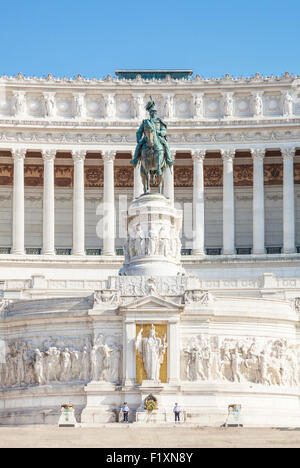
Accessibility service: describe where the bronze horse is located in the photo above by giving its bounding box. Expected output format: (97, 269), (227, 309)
(140, 119), (166, 194)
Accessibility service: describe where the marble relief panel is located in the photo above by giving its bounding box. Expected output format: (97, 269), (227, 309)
(85, 95), (104, 119)
(116, 95), (133, 120)
(204, 95), (222, 119)
(0, 93), (14, 117)
(263, 94), (282, 117)
(234, 94), (252, 118)
(55, 96), (74, 119)
(26, 94), (44, 118)
(174, 95), (192, 119)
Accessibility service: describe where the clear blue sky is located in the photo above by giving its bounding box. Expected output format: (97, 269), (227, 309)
(0, 0), (299, 78)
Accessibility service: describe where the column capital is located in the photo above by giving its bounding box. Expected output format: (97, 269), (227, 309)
(282, 147), (296, 160)
(191, 149), (206, 161)
(42, 149), (56, 162)
(11, 148), (26, 161)
(251, 148), (265, 160)
(72, 150), (86, 163)
(102, 150), (115, 163)
(221, 149), (235, 162)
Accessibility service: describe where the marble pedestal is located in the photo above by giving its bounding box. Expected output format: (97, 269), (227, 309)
(81, 381), (118, 425)
(120, 193), (184, 276)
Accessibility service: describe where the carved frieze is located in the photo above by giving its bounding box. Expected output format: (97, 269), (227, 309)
(114, 166), (133, 187)
(234, 165), (253, 186)
(182, 335), (299, 387)
(0, 162), (296, 187)
(0, 164), (13, 185)
(85, 167), (103, 187)
(24, 165), (43, 186)
(205, 166), (223, 187)
(0, 336), (122, 388)
(54, 166), (73, 187)
(174, 166), (193, 187)
(264, 164), (283, 185)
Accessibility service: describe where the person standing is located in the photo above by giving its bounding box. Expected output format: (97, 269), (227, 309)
(173, 402), (181, 423)
(121, 402), (130, 423)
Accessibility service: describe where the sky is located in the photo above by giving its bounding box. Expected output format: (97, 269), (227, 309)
(0, 0), (299, 79)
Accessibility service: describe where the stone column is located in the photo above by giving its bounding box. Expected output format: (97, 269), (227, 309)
(222, 149), (235, 255)
(192, 149), (205, 255)
(102, 150), (115, 255)
(163, 150), (175, 205)
(42, 149), (56, 255)
(283, 147), (296, 253)
(167, 321), (180, 384)
(122, 320), (136, 386)
(12, 148), (26, 255)
(252, 148), (265, 254)
(72, 150), (86, 256)
(133, 149), (143, 199)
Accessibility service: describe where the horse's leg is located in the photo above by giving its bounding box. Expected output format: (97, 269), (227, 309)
(140, 165), (146, 194)
(158, 175), (163, 194)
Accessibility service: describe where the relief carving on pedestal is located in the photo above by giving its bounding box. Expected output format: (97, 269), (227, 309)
(0, 336), (122, 388)
(113, 275), (187, 297)
(182, 335), (299, 387)
(184, 289), (214, 306)
(124, 222), (181, 263)
(93, 290), (120, 308)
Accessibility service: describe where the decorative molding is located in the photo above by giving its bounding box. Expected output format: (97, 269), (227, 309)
(191, 150), (206, 162)
(251, 148), (265, 160)
(0, 71), (297, 85)
(11, 148), (26, 161)
(42, 149), (56, 162)
(72, 150), (86, 163)
(0, 129), (298, 147)
(221, 149), (235, 162)
(102, 150), (115, 163)
(282, 147), (296, 159)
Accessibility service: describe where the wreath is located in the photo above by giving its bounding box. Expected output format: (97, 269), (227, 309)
(144, 395), (158, 412)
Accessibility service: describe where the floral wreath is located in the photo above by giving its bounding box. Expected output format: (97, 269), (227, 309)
(144, 394), (158, 412)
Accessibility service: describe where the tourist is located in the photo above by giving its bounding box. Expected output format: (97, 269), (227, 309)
(121, 402), (130, 423)
(173, 402), (181, 423)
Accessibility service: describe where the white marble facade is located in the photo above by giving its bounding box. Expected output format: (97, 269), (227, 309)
(0, 71), (300, 426)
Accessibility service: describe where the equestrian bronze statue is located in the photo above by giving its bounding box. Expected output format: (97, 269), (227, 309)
(130, 97), (174, 194)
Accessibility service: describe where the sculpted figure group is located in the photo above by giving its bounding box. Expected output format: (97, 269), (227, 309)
(0, 338), (121, 388)
(124, 224), (181, 263)
(183, 335), (299, 387)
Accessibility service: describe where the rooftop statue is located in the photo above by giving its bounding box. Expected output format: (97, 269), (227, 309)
(130, 96), (174, 194)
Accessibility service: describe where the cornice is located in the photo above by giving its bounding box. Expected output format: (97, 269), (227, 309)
(0, 127), (299, 149)
(0, 117), (299, 130)
(0, 72), (298, 88)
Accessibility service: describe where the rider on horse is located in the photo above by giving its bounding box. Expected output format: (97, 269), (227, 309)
(130, 96), (174, 175)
